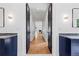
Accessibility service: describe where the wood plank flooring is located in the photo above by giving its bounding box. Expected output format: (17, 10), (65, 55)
(28, 32), (50, 54)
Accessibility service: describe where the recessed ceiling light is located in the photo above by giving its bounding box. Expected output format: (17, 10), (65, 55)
(36, 8), (40, 10)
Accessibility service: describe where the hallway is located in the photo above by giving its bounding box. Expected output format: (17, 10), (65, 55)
(28, 32), (50, 54)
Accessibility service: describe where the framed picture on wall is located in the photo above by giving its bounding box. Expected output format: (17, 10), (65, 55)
(0, 7), (4, 27)
(72, 8), (79, 28)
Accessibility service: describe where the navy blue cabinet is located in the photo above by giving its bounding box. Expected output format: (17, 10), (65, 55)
(71, 39), (79, 56)
(0, 36), (17, 56)
(59, 34), (79, 56)
(59, 36), (71, 56)
(0, 39), (5, 56)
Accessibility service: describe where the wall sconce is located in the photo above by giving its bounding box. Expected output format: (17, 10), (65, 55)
(8, 14), (13, 22)
(63, 14), (69, 22)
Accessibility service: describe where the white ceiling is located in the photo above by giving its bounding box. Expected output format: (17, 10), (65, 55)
(28, 3), (49, 21)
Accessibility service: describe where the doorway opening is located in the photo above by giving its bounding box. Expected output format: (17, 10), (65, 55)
(26, 3), (52, 54)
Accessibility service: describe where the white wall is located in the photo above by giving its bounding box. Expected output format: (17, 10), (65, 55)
(42, 11), (48, 41)
(0, 3), (26, 56)
(53, 3), (79, 56)
(30, 14), (35, 41)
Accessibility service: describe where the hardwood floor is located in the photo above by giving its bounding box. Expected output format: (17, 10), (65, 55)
(28, 32), (50, 54)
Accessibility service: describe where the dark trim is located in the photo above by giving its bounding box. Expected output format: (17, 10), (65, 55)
(48, 3), (52, 54)
(26, 3), (30, 54)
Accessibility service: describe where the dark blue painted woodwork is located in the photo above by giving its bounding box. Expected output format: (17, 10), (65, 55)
(59, 36), (71, 56)
(0, 36), (17, 56)
(71, 39), (79, 56)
